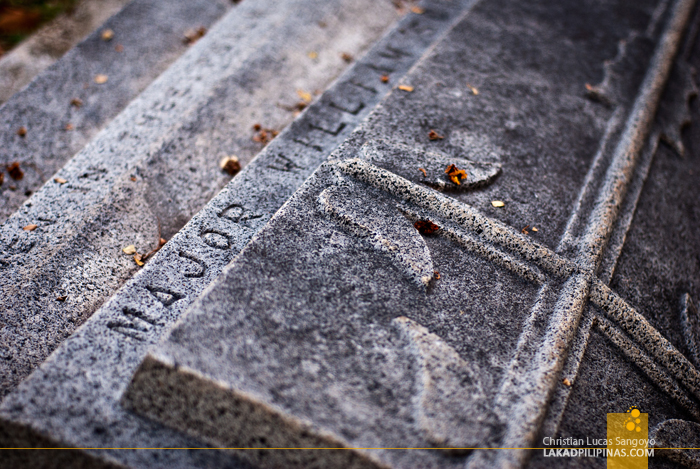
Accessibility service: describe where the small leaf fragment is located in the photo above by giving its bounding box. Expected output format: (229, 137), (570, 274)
(23, 224), (38, 231)
(94, 74), (108, 84)
(491, 200), (505, 208)
(56, 295), (67, 302)
(70, 98), (83, 107)
(467, 83), (479, 95)
(219, 156), (241, 176)
(340, 52), (353, 63)
(428, 129), (444, 140)
(7, 162), (24, 180)
(531, 226), (538, 232)
(398, 84), (414, 92)
(101, 29), (114, 41)
(521, 225), (530, 234)
(410, 6), (425, 14)
(307, 51), (318, 59)
(444, 164), (467, 185)
(418, 167), (427, 177)
(380, 75), (389, 83)
(296, 89), (312, 103)
(184, 27), (206, 44)
(414, 219), (439, 235)
(54, 177), (67, 184)
(122, 245), (136, 255)
(115, 44), (124, 52)
(133, 254), (144, 266)
(16, 126), (27, 137)
(64, 123), (74, 131)
(562, 378), (572, 386)
(433, 270), (440, 280)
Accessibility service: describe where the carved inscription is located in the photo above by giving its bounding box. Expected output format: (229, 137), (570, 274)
(200, 229), (231, 250)
(267, 153), (303, 172)
(107, 306), (161, 341)
(218, 204), (263, 223)
(145, 285), (185, 307)
(178, 251), (206, 278)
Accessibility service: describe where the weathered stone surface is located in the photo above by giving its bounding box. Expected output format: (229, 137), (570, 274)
(0, 0), (400, 398)
(0, 0), (132, 105)
(0, 2), (469, 467)
(123, 0), (700, 467)
(0, 0), (233, 221)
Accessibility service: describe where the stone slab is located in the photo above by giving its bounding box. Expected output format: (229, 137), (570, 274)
(0, 1), (471, 467)
(123, 0), (700, 467)
(0, 0), (233, 221)
(0, 0), (401, 398)
(0, 0), (132, 105)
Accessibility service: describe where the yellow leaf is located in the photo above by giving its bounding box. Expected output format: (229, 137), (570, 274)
(491, 200), (505, 208)
(398, 84), (414, 92)
(122, 245), (136, 255)
(23, 224), (38, 231)
(307, 51), (318, 59)
(54, 177), (67, 184)
(296, 89), (312, 103)
(101, 29), (114, 41)
(94, 74), (108, 84)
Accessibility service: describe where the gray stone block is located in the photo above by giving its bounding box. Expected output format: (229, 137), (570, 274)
(0, 0), (233, 221)
(0, 0), (401, 398)
(122, 0), (700, 467)
(0, 1), (470, 467)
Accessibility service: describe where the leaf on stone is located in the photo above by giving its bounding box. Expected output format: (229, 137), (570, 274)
(491, 200), (505, 207)
(341, 52), (353, 63)
(70, 98), (83, 107)
(410, 6), (424, 14)
(54, 177), (67, 184)
(16, 126), (27, 137)
(23, 224), (37, 231)
(64, 123), (74, 131)
(56, 295), (67, 302)
(361, 140), (501, 192)
(133, 254), (144, 266)
(122, 245), (136, 255)
(380, 75), (389, 83)
(7, 162), (23, 180)
(94, 74), (108, 84)
(219, 156), (240, 176)
(101, 29), (114, 41)
(444, 163), (467, 185)
(296, 89), (312, 103)
(414, 219), (439, 235)
(398, 84), (414, 92)
(428, 130), (444, 141)
(307, 51), (318, 59)
(467, 83), (478, 95)
(184, 27), (206, 44)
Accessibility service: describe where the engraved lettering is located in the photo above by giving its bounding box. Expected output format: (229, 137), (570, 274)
(218, 204), (263, 223)
(178, 251), (206, 278)
(106, 306), (161, 340)
(376, 45), (410, 60)
(292, 137), (323, 152)
(145, 285), (185, 307)
(200, 229), (231, 250)
(350, 80), (378, 94)
(328, 100), (365, 115)
(267, 153), (303, 172)
(309, 122), (346, 136)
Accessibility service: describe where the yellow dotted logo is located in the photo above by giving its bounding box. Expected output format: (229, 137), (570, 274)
(624, 406), (642, 432)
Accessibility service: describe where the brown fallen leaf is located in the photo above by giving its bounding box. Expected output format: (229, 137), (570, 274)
(94, 74), (108, 84)
(23, 224), (37, 231)
(466, 83), (479, 95)
(101, 29), (114, 41)
(252, 123), (262, 131)
(414, 219), (439, 235)
(521, 225), (530, 235)
(64, 123), (74, 131)
(252, 127), (279, 145)
(444, 164), (467, 185)
(70, 98), (83, 107)
(307, 51), (318, 59)
(115, 44), (124, 52)
(433, 270), (440, 280)
(54, 177), (67, 184)
(563, 378), (572, 386)
(219, 156), (241, 176)
(410, 6), (425, 14)
(133, 254), (144, 267)
(0, 172), (3, 186)
(16, 126), (27, 137)
(130, 176), (137, 182)
(531, 226), (539, 232)
(341, 52), (353, 63)
(380, 75), (389, 83)
(428, 129), (444, 140)
(56, 295), (67, 302)
(418, 167), (427, 177)
(398, 84), (414, 92)
(184, 26), (206, 44)
(491, 200), (505, 208)
(7, 162), (23, 180)
(122, 245), (136, 255)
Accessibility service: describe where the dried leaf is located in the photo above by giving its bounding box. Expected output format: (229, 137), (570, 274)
(0, 173), (3, 186)
(133, 254), (144, 267)
(521, 225), (530, 234)
(418, 167), (427, 177)
(64, 123), (74, 131)
(184, 26), (206, 44)
(56, 295), (67, 302)
(7, 162), (23, 180)
(563, 378), (572, 386)
(414, 219), (439, 235)
(433, 270), (440, 280)
(428, 129), (444, 140)
(130, 176), (137, 182)
(122, 245), (136, 255)
(307, 51), (318, 59)
(410, 6), (425, 14)
(444, 164), (467, 185)
(380, 75), (390, 83)
(101, 29), (114, 41)
(70, 98), (83, 107)
(54, 177), (67, 184)
(219, 156), (241, 176)
(296, 89), (312, 103)
(94, 74), (108, 84)
(491, 200), (505, 208)
(16, 126), (27, 137)
(398, 84), (414, 92)
(467, 83), (479, 95)
(341, 52), (353, 63)
(531, 226), (538, 232)
(23, 224), (37, 231)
